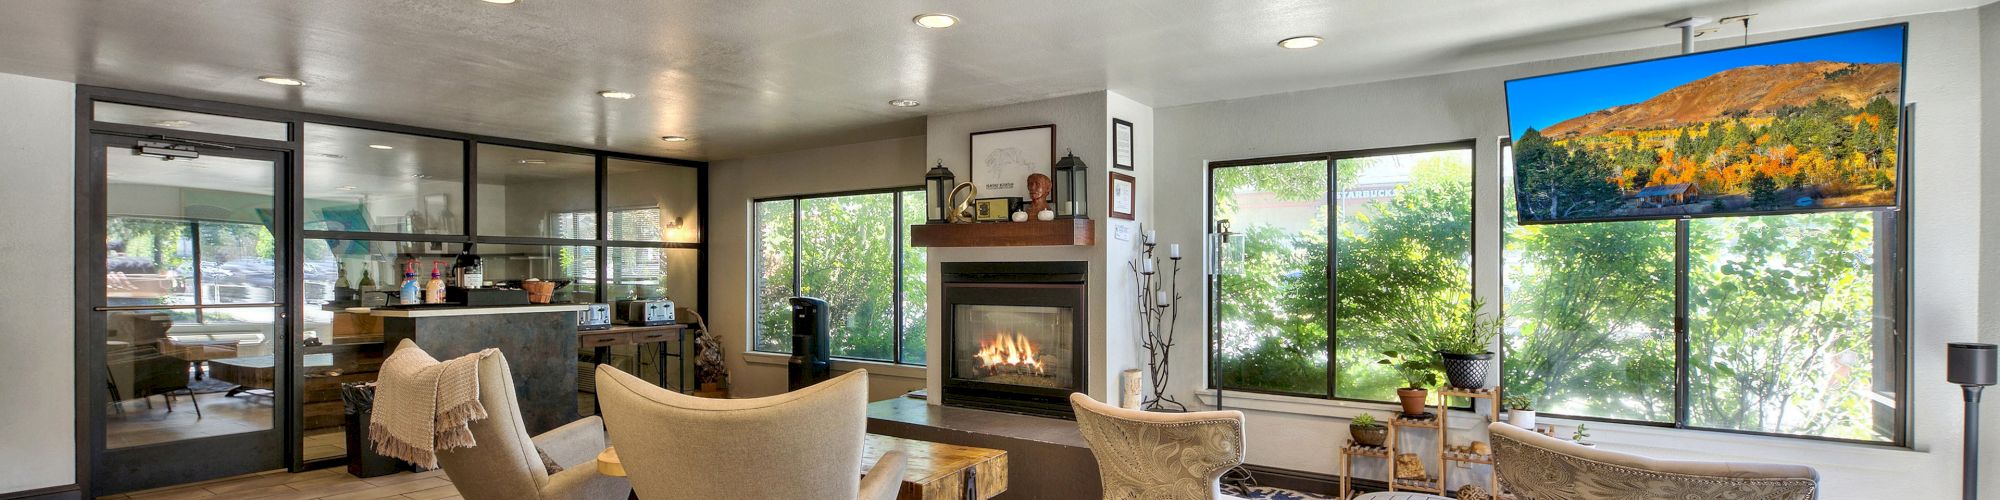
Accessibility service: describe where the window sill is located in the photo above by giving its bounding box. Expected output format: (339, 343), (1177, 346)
(742, 351), (930, 380)
(1198, 389), (1924, 467)
(1195, 390), (1482, 431)
(1524, 414), (1922, 464)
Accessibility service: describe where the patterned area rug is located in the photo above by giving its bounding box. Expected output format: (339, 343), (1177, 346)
(1221, 483), (1339, 500)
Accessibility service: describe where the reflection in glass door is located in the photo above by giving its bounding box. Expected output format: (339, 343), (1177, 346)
(91, 133), (288, 494)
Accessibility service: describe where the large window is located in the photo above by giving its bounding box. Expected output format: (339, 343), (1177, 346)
(752, 189), (928, 365)
(1210, 143), (1474, 401)
(1501, 144), (1903, 443)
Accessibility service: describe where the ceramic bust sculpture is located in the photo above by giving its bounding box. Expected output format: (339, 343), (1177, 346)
(1025, 173), (1052, 214)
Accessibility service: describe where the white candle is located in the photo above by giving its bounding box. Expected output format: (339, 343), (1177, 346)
(1156, 291), (1171, 307)
(1142, 259), (1154, 274)
(1169, 244), (1181, 259)
(1144, 230), (1157, 244)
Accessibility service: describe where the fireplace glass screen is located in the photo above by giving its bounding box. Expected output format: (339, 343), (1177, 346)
(951, 304), (1077, 390)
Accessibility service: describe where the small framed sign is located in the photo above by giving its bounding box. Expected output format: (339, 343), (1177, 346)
(1112, 118), (1135, 170)
(1109, 172), (1136, 220)
(972, 197), (1022, 222)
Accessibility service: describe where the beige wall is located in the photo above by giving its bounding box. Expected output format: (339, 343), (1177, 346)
(1981, 2), (1999, 495)
(1155, 10), (1989, 497)
(706, 135), (930, 400)
(918, 91), (1156, 405)
(0, 72), (76, 493)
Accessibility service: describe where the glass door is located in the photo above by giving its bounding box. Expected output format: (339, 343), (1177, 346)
(88, 133), (290, 494)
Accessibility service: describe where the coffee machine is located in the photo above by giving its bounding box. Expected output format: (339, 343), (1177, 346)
(787, 297), (831, 390)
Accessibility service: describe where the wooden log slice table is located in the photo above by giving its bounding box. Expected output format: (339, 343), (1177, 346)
(597, 433), (1008, 499)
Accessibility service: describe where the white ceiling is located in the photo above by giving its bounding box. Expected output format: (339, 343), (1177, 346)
(0, 0), (1984, 161)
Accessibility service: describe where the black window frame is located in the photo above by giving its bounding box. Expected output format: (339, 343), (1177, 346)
(74, 84), (709, 488)
(750, 186), (928, 366)
(1205, 139), (1480, 405)
(1496, 138), (1911, 447)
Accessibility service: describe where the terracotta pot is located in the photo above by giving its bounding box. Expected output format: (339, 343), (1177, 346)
(1350, 424), (1388, 447)
(1395, 387), (1429, 416)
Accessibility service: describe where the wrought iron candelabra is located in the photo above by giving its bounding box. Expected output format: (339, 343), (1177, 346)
(1130, 231), (1186, 412)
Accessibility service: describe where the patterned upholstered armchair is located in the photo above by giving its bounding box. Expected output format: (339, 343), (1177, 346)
(1488, 422), (1819, 499)
(1070, 393), (1247, 500)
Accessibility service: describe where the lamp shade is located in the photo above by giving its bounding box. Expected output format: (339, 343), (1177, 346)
(1949, 343), (1997, 386)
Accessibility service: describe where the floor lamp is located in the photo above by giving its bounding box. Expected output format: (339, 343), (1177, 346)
(1948, 343), (1996, 500)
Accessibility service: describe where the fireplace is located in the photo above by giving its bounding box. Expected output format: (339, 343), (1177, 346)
(941, 261), (1088, 418)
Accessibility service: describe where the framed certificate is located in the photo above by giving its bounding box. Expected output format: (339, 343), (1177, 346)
(1109, 171), (1136, 220)
(1112, 118), (1134, 170)
(969, 124), (1054, 199)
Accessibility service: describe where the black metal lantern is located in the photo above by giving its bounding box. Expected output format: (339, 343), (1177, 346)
(1053, 149), (1088, 218)
(923, 159), (955, 224)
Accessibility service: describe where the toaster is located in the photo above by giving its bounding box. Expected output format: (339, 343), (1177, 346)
(578, 303), (613, 331)
(616, 299), (676, 326)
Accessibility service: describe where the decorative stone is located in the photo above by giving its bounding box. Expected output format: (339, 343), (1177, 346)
(1455, 484), (1490, 500)
(1394, 453), (1427, 480)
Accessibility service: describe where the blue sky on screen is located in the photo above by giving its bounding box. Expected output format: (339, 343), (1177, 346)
(1506, 25), (1904, 138)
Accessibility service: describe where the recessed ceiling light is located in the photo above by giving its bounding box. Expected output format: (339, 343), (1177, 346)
(480, 0), (518, 4)
(518, 159), (548, 164)
(337, 185), (359, 191)
(660, 136), (689, 142)
(257, 75), (306, 86)
(913, 13), (958, 29)
(1277, 36), (1323, 49)
(412, 174), (435, 179)
(888, 99), (921, 108)
(152, 119), (196, 128)
(367, 144), (395, 150)
(598, 90), (636, 100)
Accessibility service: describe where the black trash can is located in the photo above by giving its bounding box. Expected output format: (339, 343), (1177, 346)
(342, 382), (413, 478)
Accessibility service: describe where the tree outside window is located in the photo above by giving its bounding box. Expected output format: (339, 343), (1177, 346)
(1210, 145), (1474, 403)
(752, 189), (928, 365)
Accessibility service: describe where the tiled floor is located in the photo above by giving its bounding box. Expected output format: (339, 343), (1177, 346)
(99, 468), (457, 500)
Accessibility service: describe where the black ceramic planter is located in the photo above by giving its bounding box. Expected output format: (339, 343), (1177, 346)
(1441, 351), (1494, 389)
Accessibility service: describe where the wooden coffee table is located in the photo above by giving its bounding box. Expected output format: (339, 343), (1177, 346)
(598, 433), (1007, 499)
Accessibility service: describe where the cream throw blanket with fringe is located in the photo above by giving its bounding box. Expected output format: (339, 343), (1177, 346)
(372, 339), (496, 469)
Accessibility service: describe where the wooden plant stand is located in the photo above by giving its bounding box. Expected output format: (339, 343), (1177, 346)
(1338, 386), (1508, 499)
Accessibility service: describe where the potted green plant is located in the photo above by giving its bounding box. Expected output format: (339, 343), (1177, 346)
(1416, 297), (1505, 390)
(1571, 423), (1595, 448)
(1386, 294), (1505, 390)
(1349, 413), (1387, 448)
(1378, 350), (1439, 417)
(1504, 395), (1537, 429)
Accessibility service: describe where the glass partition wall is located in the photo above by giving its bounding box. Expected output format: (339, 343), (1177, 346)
(80, 87), (705, 493)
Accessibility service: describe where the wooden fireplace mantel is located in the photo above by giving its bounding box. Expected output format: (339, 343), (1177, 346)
(910, 219), (1094, 248)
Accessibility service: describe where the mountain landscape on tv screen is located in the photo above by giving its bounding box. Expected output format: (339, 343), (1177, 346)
(1513, 60), (1901, 222)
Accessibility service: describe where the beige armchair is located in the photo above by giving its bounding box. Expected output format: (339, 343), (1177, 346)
(1489, 422), (1819, 499)
(595, 366), (907, 500)
(1069, 393), (1247, 500)
(433, 352), (631, 500)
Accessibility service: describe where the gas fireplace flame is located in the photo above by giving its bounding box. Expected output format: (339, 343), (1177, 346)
(975, 331), (1044, 375)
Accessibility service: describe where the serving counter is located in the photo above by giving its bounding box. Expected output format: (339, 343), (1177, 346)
(380, 304), (588, 434)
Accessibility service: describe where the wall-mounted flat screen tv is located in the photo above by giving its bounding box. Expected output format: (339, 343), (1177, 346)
(1506, 24), (1906, 224)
